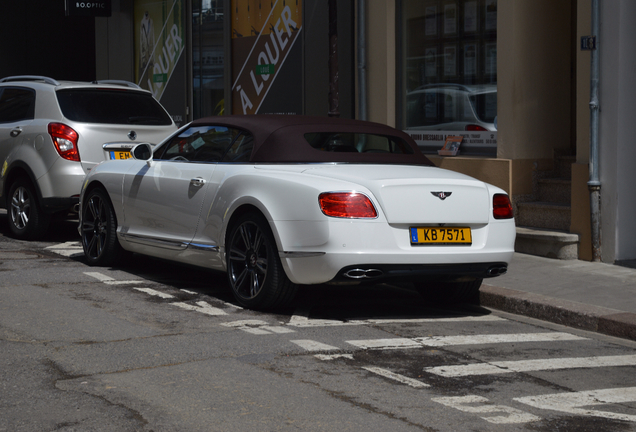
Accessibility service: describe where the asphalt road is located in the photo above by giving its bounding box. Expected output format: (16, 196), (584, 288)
(2, 214), (636, 432)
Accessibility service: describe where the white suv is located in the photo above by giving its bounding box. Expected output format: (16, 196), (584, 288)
(0, 76), (178, 239)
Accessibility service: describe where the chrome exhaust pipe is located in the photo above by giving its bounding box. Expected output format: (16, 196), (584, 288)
(73, 204), (80, 213)
(487, 266), (508, 276)
(343, 268), (384, 279)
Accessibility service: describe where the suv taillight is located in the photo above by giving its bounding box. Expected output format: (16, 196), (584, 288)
(319, 192), (378, 218)
(493, 194), (514, 219)
(48, 123), (80, 162)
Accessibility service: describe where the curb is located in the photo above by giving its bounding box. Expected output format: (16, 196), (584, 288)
(480, 284), (636, 342)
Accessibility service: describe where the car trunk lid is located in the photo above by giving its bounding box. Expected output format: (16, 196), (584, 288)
(302, 164), (491, 224)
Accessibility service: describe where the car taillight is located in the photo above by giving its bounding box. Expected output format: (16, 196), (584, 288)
(493, 193), (514, 219)
(319, 192), (377, 218)
(465, 124), (488, 131)
(48, 123), (80, 162)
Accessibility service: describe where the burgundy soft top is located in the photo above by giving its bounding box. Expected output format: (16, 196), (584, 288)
(190, 114), (433, 166)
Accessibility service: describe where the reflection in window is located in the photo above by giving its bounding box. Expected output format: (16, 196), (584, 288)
(305, 133), (414, 154)
(156, 125), (252, 162)
(400, 0), (497, 136)
(193, 0), (225, 119)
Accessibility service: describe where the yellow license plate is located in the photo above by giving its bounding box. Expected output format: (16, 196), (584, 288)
(410, 227), (472, 245)
(110, 150), (131, 160)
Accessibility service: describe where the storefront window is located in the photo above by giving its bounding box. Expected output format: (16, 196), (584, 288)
(399, 0), (497, 156)
(193, 0), (225, 118)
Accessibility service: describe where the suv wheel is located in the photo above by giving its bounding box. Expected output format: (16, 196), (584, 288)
(8, 178), (50, 240)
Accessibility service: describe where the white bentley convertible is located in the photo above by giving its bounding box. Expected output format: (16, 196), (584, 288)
(79, 115), (515, 309)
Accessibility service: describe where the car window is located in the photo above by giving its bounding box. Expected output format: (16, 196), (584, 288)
(0, 87), (35, 123)
(222, 133), (254, 162)
(304, 132), (414, 154)
(56, 89), (173, 125)
(156, 125), (251, 162)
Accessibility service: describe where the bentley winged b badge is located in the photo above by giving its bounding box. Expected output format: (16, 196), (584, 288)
(431, 191), (452, 200)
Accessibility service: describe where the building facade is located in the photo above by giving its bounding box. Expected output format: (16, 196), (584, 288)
(1, 0), (634, 263)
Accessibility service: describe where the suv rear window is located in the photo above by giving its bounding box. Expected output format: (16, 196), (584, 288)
(56, 89), (173, 125)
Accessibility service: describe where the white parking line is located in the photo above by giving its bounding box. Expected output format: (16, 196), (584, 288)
(362, 366), (430, 388)
(134, 288), (175, 299)
(83, 272), (140, 285)
(315, 354), (354, 361)
(425, 354), (636, 377)
(347, 332), (585, 350)
(291, 340), (340, 352)
(515, 387), (636, 422)
(46, 242), (84, 257)
(172, 301), (228, 316)
(432, 395), (541, 424)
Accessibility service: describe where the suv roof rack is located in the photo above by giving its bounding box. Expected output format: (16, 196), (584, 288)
(91, 80), (142, 89)
(0, 75), (60, 85)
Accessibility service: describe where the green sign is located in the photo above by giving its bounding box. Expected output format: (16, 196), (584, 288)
(255, 64), (275, 75)
(153, 73), (168, 83)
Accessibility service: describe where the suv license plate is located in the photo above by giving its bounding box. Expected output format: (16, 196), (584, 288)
(110, 150), (131, 160)
(410, 227), (472, 245)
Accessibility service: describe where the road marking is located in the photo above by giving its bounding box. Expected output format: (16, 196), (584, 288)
(172, 301), (228, 316)
(291, 340), (339, 352)
(288, 313), (505, 328)
(45, 241), (84, 257)
(221, 320), (296, 335)
(83, 272), (140, 285)
(180, 289), (198, 295)
(315, 354), (354, 361)
(514, 387), (636, 422)
(432, 395), (541, 424)
(134, 288), (175, 299)
(425, 354), (636, 377)
(347, 332), (585, 350)
(362, 366), (430, 388)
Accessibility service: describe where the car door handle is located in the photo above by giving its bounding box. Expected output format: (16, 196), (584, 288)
(190, 178), (206, 187)
(10, 127), (22, 137)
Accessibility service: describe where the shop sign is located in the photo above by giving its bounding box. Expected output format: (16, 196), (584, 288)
(134, 0), (185, 102)
(231, 0), (303, 115)
(65, 0), (112, 17)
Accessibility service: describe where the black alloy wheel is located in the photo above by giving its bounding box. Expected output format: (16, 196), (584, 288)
(8, 177), (50, 240)
(226, 212), (297, 309)
(81, 188), (122, 266)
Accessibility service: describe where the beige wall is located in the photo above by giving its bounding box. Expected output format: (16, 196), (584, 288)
(497, 0), (573, 161)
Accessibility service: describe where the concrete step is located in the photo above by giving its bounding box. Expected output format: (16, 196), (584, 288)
(515, 226), (579, 260)
(538, 177), (571, 204)
(516, 201), (571, 231)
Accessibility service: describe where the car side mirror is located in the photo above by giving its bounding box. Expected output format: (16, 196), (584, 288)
(131, 143), (153, 166)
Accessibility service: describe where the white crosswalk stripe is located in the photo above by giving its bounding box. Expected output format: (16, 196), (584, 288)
(425, 354), (636, 377)
(291, 340), (340, 352)
(347, 332), (586, 350)
(362, 366), (430, 388)
(515, 387), (636, 422)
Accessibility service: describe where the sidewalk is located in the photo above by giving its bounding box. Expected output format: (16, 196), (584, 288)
(480, 253), (636, 342)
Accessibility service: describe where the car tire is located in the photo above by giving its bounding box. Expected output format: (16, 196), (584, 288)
(8, 177), (50, 240)
(416, 278), (483, 304)
(81, 188), (123, 267)
(226, 212), (297, 310)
